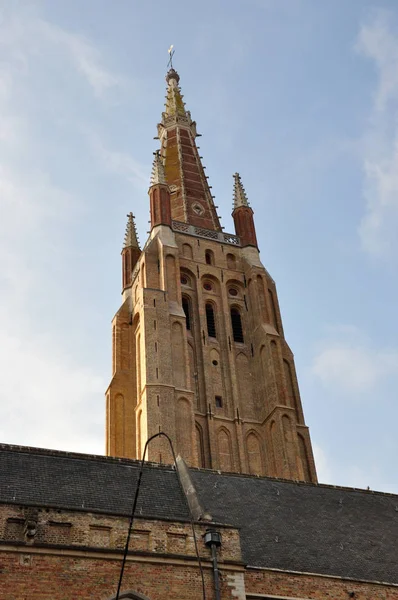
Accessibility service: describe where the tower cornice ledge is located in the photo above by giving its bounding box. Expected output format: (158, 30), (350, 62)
(172, 220), (240, 246)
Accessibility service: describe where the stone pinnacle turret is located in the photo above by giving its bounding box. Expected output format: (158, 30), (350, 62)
(233, 172), (250, 209)
(123, 212), (140, 249)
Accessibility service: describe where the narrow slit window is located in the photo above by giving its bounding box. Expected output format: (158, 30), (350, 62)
(215, 395), (223, 408)
(182, 296), (191, 330)
(206, 303), (216, 338)
(231, 308), (244, 343)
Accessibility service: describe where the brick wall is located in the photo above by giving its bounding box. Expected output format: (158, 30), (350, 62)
(107, 223), (317, 484)
(245, 567), (398, 600)
(0, 503), (243, 600)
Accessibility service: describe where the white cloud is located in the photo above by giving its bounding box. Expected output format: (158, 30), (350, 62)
(312, 443), (334, 484)
(312, 441), (398, 494)
(312, 325), (398, 393)
(356, 12), (398, 111)
(0, 327), (105, 454)
(35, 18), (121, 98)
(87, 131), (149, 188)
(356, 11), (398, 258)
(0, 6), (121, 453)
(0, 8), (121, 98)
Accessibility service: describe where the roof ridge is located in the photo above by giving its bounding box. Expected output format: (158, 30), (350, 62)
(0, 443), (176, 471)
(1, 443), (397, 499)
(188, 464), (398, 498)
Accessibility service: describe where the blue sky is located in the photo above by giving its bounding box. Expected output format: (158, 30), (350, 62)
(0, 0), (397, 493)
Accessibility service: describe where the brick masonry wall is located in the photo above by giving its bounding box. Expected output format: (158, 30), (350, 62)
(0, 551), (219, 600)
(0, 503), (243, 600)
(107, 223), (317, 483)
(245, 567), (398, 600)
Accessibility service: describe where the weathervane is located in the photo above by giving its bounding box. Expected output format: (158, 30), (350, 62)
(167, 44), (175, 69)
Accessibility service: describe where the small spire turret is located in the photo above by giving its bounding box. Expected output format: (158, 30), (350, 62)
(122, 213), (141, 290)
(150, 151), (166, 186)
(233, 172), (250, 209)
(232, 172), (258, 249)
(149, 152), (172, 230)
(123, 212), (140, 249)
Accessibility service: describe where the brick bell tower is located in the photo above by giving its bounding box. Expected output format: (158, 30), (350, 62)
(105, 67), (317, 482)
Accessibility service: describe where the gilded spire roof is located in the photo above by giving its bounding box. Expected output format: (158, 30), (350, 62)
(150, 151), (166, 186)
(123, 212), (140, 249)
(233, 173), (250, 209)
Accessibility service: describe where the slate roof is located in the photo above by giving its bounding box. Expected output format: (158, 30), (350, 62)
(0, 445), (189, 521)
(190, 469), (398, 584)
(1, 443), (397, 585)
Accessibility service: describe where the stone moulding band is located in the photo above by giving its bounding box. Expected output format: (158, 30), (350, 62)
(172, 220), (240, 246)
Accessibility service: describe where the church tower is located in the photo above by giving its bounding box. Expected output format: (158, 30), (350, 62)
(105, 67), (317, 482)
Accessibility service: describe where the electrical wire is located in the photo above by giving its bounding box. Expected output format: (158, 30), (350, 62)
(115, 432), (207, 600)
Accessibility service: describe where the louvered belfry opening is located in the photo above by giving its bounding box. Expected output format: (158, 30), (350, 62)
(182, 296), (191, 330)
(231, 308), (244, 343)
(206, 303), (216, 338)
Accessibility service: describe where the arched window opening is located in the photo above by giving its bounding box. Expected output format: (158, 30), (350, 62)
(298, 434), (311, 481)
(231, 308), (244, 343)
(182, 243), (193, 259)
(112, 325), (116, 375)
(205, 250), (214, 265)
(182, 296), (191, 331)
(268, 288), (279, 332)
(206, 303), (216, 338)
(226, 253), (236, 270)
(108, 591), (151, 600)
(195, 423), (205, 468)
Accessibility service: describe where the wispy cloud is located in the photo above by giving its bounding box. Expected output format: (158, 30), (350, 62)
(0, 5), (124, 453)
(356, 11), (398, 258)
(313, 439), (398, 494)
(312, 325), (398, 394)
(0, 8), (122, 98)
(0, 326), (105, 453)
(35, 19), (121, 98)
(87, 131), (149, 188)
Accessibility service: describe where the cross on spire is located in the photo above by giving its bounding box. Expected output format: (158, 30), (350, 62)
(167, 44), (175, 69)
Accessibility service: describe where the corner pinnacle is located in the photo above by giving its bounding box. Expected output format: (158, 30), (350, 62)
(150, 151), (166, 187)
(123, 212), (140, 249)
(233, 172), (250, 210)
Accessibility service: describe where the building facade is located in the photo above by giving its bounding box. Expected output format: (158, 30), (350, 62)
(106, 68), (317, 482)
(1, 444), (397, 600)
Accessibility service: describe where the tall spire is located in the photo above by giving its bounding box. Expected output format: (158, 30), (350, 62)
(156, 68), (222, 231)
(150, 151), (166, 186)
(233, 173), (250, 209)
(123, 212), (140, 249)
